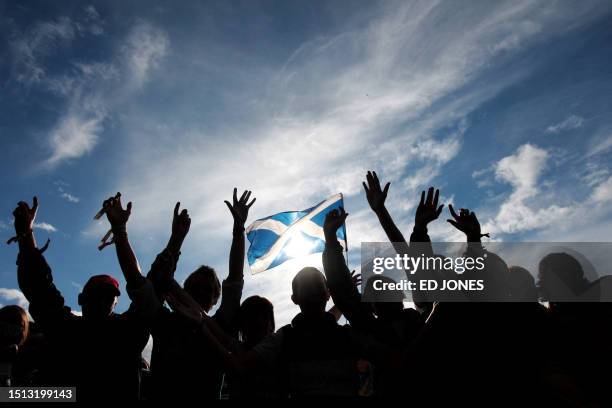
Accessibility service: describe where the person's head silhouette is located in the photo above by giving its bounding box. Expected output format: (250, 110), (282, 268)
(538, 253), (589, 301)
(0, 305), (29, 354)
(238, 295), (275, 348)
(77, 274), (120, 319)
(184, 266), (221, 312)
(508, 266), (538, 302)
(291, 267), (330, 315)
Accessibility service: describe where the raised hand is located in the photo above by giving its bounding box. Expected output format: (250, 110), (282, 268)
(363, 171), (390, 213)
(324, 207), (348, 241)
(447, 205), (487, 241)
(172, 202), (191, 240)
(414, 187), (443, 229)
(103, 193), (132, 227)
(13, 197), (38, 235)
(224, 188), (256, 227)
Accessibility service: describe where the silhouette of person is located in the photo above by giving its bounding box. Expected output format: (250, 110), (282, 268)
(0, 305), (29, 386)
(12, 196), (160, 401)
(146, 189), (254, 400)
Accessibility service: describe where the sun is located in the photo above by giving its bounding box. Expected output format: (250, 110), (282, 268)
(282, 232), (318, 259)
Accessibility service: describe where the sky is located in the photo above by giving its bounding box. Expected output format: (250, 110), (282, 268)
(1, 0), (612, 335)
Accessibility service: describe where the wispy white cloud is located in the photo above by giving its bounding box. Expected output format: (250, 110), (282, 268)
(10, 16), (75, 85)
(55, 181), (80, 203)
(9, 6), (106, 87)
(75, 5), (105, 36)
(12, 1), (611, 325)
(26, 17), (169, 167)
(61, 192), (80, 203)
(47, 112), (104, 165)
(98, 1), (611, 325)
(33, 222), (57, 232)
(546, 114), (584, 133)
(121, 22), (169, 88)
(591, 176), (612, 203)
(586, 129), (612, 157)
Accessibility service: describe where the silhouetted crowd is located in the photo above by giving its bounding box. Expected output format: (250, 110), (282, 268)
(1, 171), (611, 405)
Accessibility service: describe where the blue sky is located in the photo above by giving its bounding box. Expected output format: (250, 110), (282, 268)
(1, 0), (612, 329)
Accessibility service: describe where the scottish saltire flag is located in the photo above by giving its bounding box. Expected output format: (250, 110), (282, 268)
(246, 194), (347, 274)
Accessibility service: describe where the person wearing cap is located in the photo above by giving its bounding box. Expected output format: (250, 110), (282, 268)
(12, 195), (164, 401)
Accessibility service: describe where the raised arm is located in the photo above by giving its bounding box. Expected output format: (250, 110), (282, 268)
(12, 197), (38, 252)
(214, 189), (255, 333)
(363, 171), (407, 244)
(224, 188), (255, 282)
(327, 270), (361, 322)
(323, 208), (376, 330)
(147, 202), (191, 298)
(102, 193), (142, 288)
(12, 198), (69, 326)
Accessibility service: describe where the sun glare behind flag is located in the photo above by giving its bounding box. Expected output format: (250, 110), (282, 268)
(245, 194), (347, 274)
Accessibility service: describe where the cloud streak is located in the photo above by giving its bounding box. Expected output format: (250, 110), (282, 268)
(546, 114), (584, 133)
(34, 222), (57, 232)
(0, 288), (29, 309)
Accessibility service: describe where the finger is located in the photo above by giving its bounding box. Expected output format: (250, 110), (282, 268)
(362, 182), (370, 195)
(233, 188), (238, 204)
(382, 182), (390, 198)
(32, 196), (39, 214)
(340, 207), (349, 220)
(126, 202), (132, 215)
(426, 187), (434, 206)
(243, 191), (252, 204)
(447, 219), (460, 229)
(174, 202), (180, 218)
(240, 189), (248, 202)
(372, 171), (381, 190)
(366, 171), (374, 189)
(247, 197), (256, 208)
(116, 194), (123, 209)
(448, 204), (459, 220)
(433, 189), (440, 209)
(436, 205), (444, 217)
(469, 211), (478, 223)
(419, 191), (425, 206)
(224, 200), (235, 216)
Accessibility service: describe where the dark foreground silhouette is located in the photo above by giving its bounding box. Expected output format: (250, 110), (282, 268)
(2, 172), (611, 405)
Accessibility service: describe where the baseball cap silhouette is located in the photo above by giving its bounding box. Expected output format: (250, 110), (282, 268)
(83, 274), (121, 297)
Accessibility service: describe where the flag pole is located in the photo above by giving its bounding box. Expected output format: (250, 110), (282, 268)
(341, 193), (349, 267)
